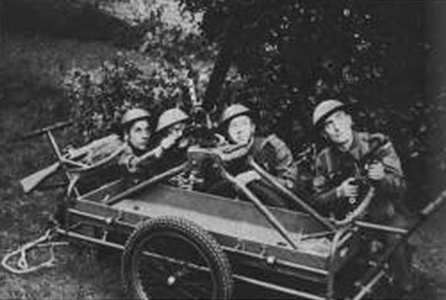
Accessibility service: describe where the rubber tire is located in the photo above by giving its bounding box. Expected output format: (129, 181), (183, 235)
(122, 216), (234, 300)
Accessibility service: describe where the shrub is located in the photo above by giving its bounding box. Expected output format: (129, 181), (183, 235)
(64, 54), (193, 142)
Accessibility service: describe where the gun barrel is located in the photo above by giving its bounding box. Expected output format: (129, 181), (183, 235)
(20, 120), (74, 141)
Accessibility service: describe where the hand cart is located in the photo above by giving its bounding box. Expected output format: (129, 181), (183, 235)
(7, 122), (446, 300)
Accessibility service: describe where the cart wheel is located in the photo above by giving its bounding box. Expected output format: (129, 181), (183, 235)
(122, 216), (233, 300)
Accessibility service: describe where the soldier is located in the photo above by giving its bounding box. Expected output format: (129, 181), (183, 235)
(118, 108), (184, 179)
(210, 104), (297, 208)
(153, 107), (190, 169)
(311, 99), (413, 295)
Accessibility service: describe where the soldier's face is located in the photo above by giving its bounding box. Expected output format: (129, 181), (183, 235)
(127, 120), (151, 151)
(168, 122), (186, 140)
(323, 111), (353, 146)
(228, 115), (255, 144)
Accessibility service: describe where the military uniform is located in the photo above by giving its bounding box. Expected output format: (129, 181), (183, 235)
(211, 134), (298, 208)
(118, 137), (189, 183)
(313, 131), (406, 219)
(118, 144), (157, 180)
(313, 130), (413, 293)
(250, 134), (297, 190)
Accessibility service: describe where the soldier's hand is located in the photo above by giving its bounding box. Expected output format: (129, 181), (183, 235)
(366, 162), (385, 181)
(336, 177), (358, 198)
(160, 133), (178, 150)
(235, 170), (261, 186)
(153, 146), (163, 158)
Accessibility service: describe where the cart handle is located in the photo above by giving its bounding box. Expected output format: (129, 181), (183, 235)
(249, 159), (336, 231)
(355, 188), (446, 291)
(20, 120), (74, 141)
(67, 145), (126, 173)
(104, 162), (188, 205)
(421, 188), (446, 218)
(220, 167), (298, 250)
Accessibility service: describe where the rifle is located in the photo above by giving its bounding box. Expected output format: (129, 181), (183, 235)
(20, 152), (88, 194)
(328, 137), (391, 187)
(20, 162), (61, 194)
(328, 136), (393, 221)
(19, 120), (75, 194)
(353, 137), (392, 185)
(20, 134), (123, 194)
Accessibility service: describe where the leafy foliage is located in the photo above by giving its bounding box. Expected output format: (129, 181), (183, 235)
(179, 0), (446, 203)
(64, 54), (193, 142)
(110, 1), (214, 64)
(63, 1), (218, 143)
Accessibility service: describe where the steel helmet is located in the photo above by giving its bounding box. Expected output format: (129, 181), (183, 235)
(155, 108), (189, 133)
(312, 99), (350, 128)
(220, 104), (251, 125)
(121, 108), (151, 128)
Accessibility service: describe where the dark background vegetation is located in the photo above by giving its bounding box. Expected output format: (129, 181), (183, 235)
(1, 0), (445, 299)
(179, 0), (446, 209)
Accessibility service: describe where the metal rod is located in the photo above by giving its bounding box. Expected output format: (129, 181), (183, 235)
(67, 208), (117, 224)
(232, 274), (326, 300)
(46, 130), (80, 198)
(357, 188), (446, 288)
(421, 188), (446, 217)
(46, 130), (64, 160)
(55, 228), (124, 250)
(326, 228), (346, 300)
(222, 246), (329, 277)
(104, 162), (188, 205)
(249, 159), (335, 231)
(355, 220), (408, 235)
(301, 231), (335, 241)
(20, 120), (74, 140)
(351, 270), (386, 300)
(78, 179), (123, 200)
(221, 169), (298, 250)
(337, 231), (353, 249)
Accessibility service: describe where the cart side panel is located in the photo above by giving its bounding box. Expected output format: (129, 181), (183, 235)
(67, 199), (331, 275)
(110, 184), (327, 234)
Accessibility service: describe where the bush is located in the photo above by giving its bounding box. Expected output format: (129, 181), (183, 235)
(64, 54), (193, 142)
(179, 0), (446, 205)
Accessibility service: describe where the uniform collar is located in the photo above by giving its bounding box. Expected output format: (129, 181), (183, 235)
(128, 143), (146, 157)
(334, 130), (362, 160)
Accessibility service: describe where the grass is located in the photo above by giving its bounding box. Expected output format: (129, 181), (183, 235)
(0, 32), (133, 299)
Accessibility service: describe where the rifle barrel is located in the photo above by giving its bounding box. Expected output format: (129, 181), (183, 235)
(20, 120), (74, 141)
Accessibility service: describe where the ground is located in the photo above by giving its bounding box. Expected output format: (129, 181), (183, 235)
(1, 32), (445, 299)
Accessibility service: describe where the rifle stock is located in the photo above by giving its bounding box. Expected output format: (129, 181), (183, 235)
(20, 162), (61, 194)
(20, 134), (123, 194)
